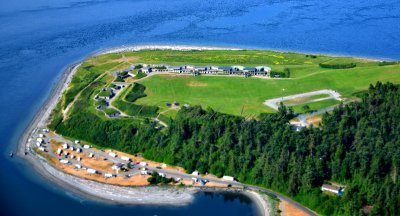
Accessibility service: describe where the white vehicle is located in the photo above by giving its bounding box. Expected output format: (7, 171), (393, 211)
(104, 173), (114, 178)
(87, 168), (97, 174)
(158, 173), (166, 178)
(36, 142), (41, 147)
(192, 177), (198, 182)
(175, 177), (182, 182)
(60, 159), (69, 164)
(75, 140), (80, 144)
(69, 146), (74, 151)
(75, 164), (82, 169)
(76, 148), (82, 153)
(88, 153), (94, 158)
(77, 157), (81, 161)
(36, 138), (44, 143)
(42, 128), (49, 133)
(57, 148), (62, 155)
(121, 156), (131, 161)
(39, 147), (45, 152)
(39, 134), (44, 138)
(108, 152), (117, 158)
(139, 162), (147, 166)
(62, 143), (68, 149)
(83, 145), (90, 149)
(222, 176), (235, 181)
(70, 155), (75, 159)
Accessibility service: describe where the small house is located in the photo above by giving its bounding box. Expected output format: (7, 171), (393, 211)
(321, 184), (345, 196)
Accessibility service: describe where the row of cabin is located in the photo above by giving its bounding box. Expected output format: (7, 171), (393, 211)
(139, 65), (271, 77)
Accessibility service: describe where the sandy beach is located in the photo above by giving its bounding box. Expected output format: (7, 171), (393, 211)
(15, 45), (271, 215)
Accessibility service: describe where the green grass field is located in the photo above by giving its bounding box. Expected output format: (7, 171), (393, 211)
(135, 62), (399, 116)
(290, 99), (340, 114)
(59, 49), (400, 118)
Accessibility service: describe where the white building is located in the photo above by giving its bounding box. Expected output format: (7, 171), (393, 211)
(321, 184), (345, 196)
(222, 176), (234, 181)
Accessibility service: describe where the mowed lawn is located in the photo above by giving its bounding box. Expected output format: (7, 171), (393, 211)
(137, 64), (400, 116)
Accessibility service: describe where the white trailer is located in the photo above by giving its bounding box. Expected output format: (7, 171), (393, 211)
(104, 173), (114, 178)
(83, 145), (90, 149)
(139, 162), (147, 166)
(87, 168), (97, 174)
(60, 159), (69, 164)
(36, 138), (44, 143)
(75, 164), (82, 169)
(76, 148), (82, 153)
(121, 156), (131, 161)
(108, 152), (117, 158)
(222, 176), (234, 181)
(75, 140), (80, 144)
(88, 153), (94, 158)
(57, 148), (62, 155)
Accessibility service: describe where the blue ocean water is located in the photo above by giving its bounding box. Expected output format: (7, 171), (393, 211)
(0, 0), (399, 215)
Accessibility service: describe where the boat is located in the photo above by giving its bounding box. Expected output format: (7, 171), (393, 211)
(9, 152), (14, 158)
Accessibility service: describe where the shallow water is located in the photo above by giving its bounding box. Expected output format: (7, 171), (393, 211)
(0, 0), (399, 215)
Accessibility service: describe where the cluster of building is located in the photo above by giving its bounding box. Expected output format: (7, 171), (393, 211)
(138, 64), (272, 77)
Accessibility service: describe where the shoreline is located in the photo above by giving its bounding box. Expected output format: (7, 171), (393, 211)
(15, 45), (270, 215)
(96, 44), (392, 61)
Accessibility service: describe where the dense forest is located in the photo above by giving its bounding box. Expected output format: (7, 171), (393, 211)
(50, 82), (400, 215)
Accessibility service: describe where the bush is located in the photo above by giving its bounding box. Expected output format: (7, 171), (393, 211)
(125, 84), (147, 102)
(319, 63), (356, 69)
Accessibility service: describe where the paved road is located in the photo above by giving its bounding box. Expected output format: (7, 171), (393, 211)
(30, 130), (317, 216)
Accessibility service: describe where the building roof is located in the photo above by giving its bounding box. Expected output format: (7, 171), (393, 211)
(322, 184), (341, 191)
